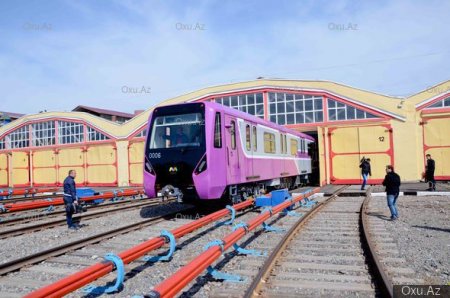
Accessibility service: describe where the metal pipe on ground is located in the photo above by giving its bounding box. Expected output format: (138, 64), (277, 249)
(2, 189), (144, 212)
(149, 187), (320, 298)
(24, 199), (254, 298)
(0, 187), (59, 197)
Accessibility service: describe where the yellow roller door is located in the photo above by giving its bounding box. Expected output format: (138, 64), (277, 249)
(11, 151), (30, 187)
(423, 117), (450, 179)
(58, 147), (85, 185)
(86, 144), (117, 185)
(33, 150), (57, 186)
(0, 153), (8, 187)
(329, 125), (393, 184)
(129, 142), (144, 185)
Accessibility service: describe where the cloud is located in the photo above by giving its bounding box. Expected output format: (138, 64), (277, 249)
(0, 0), (449, 114)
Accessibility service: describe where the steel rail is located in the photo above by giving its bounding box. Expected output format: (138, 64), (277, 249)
(24, 199), (254, 298)
(361, 192), (393, 298)
(148, 187), (321, 298)
(0, 197), (154, 226)
(0, 206), (189, 276)
(243, 186), (348, 298)
(1, 189), (144, 213)
(0, 199), (174, 239)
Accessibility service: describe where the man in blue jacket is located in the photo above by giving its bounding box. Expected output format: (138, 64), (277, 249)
(63, 170), (80, 230)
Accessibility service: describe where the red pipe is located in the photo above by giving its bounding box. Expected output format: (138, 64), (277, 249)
(151, 188), (320, 297)
(3, 189), (144, 212)
(24, 199), (254, 298)
(0, 187), (59, 197)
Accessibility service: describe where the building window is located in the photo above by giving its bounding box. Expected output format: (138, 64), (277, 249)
(269, 92), (324, 125)
(32, 121), (55, 147)
(214, 93), (264, 119)
(135, 129), (147, 138)
(290, 139), (298, 156)
(264, 132), (275, 153)
(6, 125), (29, 149)
(58, 121), (84, 144)
(0, 138), (5, 150)
(427, 96), (450, 109)
(245, 124), (251, 151)
(214, 113), (222, 148)
(252, 126), (257, 151)
(230, 121), (236, 149)
(87, 126), (110, 141)
(328, 98), (378, 121)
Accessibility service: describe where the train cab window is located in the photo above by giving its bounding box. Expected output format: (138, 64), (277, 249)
(245, 124), (251, 151)
(264, 132), (275, 153)
(252, 126), (257, 151)
(214, 112), (222, 148)
(231, 121), (236, 149)
(290, 139), (298, 156)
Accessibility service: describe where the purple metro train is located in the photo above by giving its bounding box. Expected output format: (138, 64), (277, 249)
(143, 102), (314, 203)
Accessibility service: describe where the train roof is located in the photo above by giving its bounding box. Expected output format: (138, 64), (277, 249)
(157, 101), (315, 142)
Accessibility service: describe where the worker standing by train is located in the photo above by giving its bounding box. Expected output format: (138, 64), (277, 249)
(63, 170), (81, 230)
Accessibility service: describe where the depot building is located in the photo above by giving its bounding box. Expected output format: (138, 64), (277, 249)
(0, 79), (449, 188)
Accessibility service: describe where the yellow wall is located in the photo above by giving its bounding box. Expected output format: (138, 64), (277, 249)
(0, 79), (449, 186)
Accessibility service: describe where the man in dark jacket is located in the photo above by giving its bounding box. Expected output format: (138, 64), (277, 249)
(425, 154), (436, 191)
(63, 170), (80, 230)
(382, 165), (401, 220)
(359, 158), (371, 190)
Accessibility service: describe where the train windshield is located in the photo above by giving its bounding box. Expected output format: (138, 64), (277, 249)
(149, 112), (205, 149)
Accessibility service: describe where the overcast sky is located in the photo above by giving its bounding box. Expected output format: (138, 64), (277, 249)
(0, 0), (449, 114)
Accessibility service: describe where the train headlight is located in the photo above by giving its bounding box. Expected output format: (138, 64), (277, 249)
(194, 154), (207, 175)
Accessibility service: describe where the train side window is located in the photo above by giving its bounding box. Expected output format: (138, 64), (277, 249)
(214, 112), (222, 148)
(280, 134), (284, 154)
(291, 139), (298, 156)
(245, 124), (251, 151)
(252, 126), (257, 151)
(264, 132), (275, 153)
(284, 135), (287, 154)
(231, 121), (236, 149)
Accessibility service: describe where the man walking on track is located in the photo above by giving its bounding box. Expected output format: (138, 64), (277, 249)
(425, 154), (436, 191)
(382, 165), (401, 221)
(359, 157), (371, 190)
(63, 170), (81, 230)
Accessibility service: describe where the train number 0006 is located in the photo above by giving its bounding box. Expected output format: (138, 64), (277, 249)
(148, 152), (161, 159)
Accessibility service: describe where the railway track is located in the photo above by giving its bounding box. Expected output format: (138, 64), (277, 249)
(0, 198), (174, 239)
(0, 203), (193, 277)
(243, 188), (391, 298)
(0, 199), (258, 297)
(0, 196), (152, 226)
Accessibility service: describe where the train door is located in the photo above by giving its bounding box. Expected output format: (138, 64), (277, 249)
(225, 115), (239, 182)
(244, 121), (256, 180)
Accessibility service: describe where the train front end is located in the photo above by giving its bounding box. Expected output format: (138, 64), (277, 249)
(143, 103), (207, 202)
